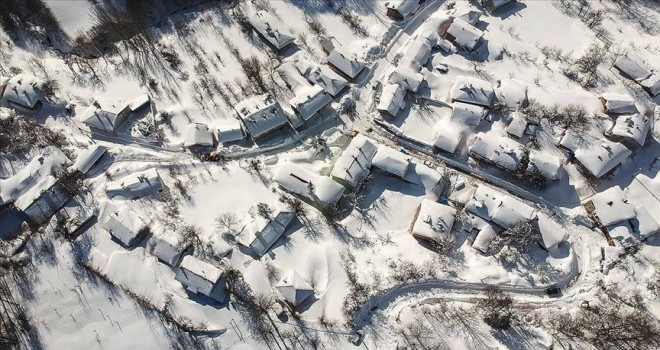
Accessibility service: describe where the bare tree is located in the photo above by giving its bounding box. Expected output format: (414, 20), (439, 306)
(478, 287), (514, 330)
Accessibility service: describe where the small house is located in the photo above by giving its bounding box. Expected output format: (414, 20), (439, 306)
(495, 79), (529, 110)
(275, 269), (315, 307)
(330, 135), (378, 189)
(274, 161), (346, 207)
(377, 83), (406, 117)
(100, 202), (150, 247)
(248, 11), (295, 51)
(216, 120), (245, 144)
(613, 54), (652, 83)
(385, 0), (420, 20)
(388, 66), (424, 93)
(599, 93), (637, 114)
(450, 102), (488, 127)
(490, 195), (536, 229)
(609, 113), (650, 147)
(327, 46), (366, 80)
(295, 58), (348, 97)
(234, 94), (290, 140)
(443, 18), (484, 52)
(527, 150), (562, 181)
(148, 233), (192, 267)
(481, 0), (518, 14)
(625, 173), (660, 240)
(468, 132), (525, 171)
(506, 113), (528, 139)
(183, 123), (214, 149)
(279, 62), (332, 124)
(571, 137), (632, 178)
(472, 224), (497, 254)
(69, 145), (107, 175)
(105, 168), (164, 199)
(433, 120), (466, 154)
(584, 186), (636, 227)
(641, 74), (660, 97)
(534, 212), (566, 250)
(409, 199), (456, 242)
(465, 184), (504, 221)
(0, 74), (45, 113)
(398, 34), (434, 72)
(78, 106), (121, 133)
(450, 76), (495, 107)
(371, 145), (410, 179)
(175, 256), (226, 302)
(236, 205), (295, 257)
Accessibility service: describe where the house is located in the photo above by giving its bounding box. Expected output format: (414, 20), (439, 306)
(248, 11), (295, 51)
(216, 120), (245, 144)
(583, 186), (636, 227)
(175, 256), (226, 302)
(641, 74), (660, 97)
(599, 93), (637, 114)
(527, 150), (562, 181)
(236, 205), (295, 257)
(534, 212), (567, 250)
(69, 145), (107, 175)
(385, 0), (420, 20)
(388, 66), (424, 93)
(609, 113), (650, 147)
(443, 18), (484, 52)
(468, 132), (525, 171)
(409, 199), (456, 242)
(274, 161), (345, 207)
(330, 135), (378, 189)
(327, 46), (366, 80)
(398, 34), (435, 72)
(506, 113), (528, 139)
(450, 76), (495, 107)
(371, 145), (410, 179)
(377, 83), (406, 117)
(465, 184), (504, 221)
(100, 202), (150, 247)
(279, 63), (332, 124)
(0, 74), (45, 112)
(456, 10), (483, 26)
(481, 0), (518, 13)
(625, 173), (660, 240)
(613, 54), (652, 83)
(77, 106), (121, 133)
(105, 168), (164, 199)
(275, 269), (315, 307)
(433, 120), (466, 154)
(562, 135), (632, 178)
(16, 177), (69, 226)
(450, 102), (488, 127)
(234, 94), (290, 140)
(148, 233), (192, 267)
(183, 123), (214, 149)
(490, 194), (536, 229)
(472, 224), (497, 254)
(294, 58), (348, 97)
(495, 79), (529, 110)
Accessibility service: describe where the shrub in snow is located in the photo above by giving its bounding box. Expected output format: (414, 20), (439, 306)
(478, 287), (514, 330)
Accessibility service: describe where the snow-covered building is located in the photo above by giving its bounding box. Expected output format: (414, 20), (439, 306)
(330, 135), (378, 189)
(625, 173), (660, 240)
(495, 79), (528, 110)
(389, 66), (424, 93)
(294, 58), (348, 97)
(175, 256), (226, 302)
(482, 0), (518, 13)
(248, 11), (295, 51)
(583, 186), (636, 227)
(105, 168), (164, 199)
(216, 120), (245, 144)
(465, 184), (503, 221)
(450, 76), (495, 107)
(534, 212), (567, 250)
(490, 195), (536, 229)
(377, 83), (406, 117)
(609, 113), (651, 147)
(385, 0), (420, 20)
(327, 47), (366, 80)
(472, 224), (497, 254)
(275, 269), (314, 306)
(100, 202), (150, 247)
(16, 178), (68, 225)
(641, 74), (660, 97)
(409, 199), (456, 242)
(398, 34), (434, 72)
(274, 161), (345, 207)
(599, 93), (637, 114)
(451, 102), (488, 127)
(279, 63), (332, 123)
(434, 120), (466, 154)
(235, 94), (289, 140)
(148, 233), (191, 267)
(70, 145), (107, 175)
(468, 132), (525, 171)
(0, 74), (45, 112)
(183, 123), (214, 149)
(506, 113), (528, 139)
(77, 106), (121, 133)
(236, 205), (295, 257)
(372, 145), (410, 179)
(527, 150), (562, 180)
(613, 54), (652, 83)
(443, 18), (484, 51)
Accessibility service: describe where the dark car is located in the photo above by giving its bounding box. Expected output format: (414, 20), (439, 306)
(545, 287), (562, 297)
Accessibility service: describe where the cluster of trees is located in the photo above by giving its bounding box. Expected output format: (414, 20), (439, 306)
(0, 114), (68, 155)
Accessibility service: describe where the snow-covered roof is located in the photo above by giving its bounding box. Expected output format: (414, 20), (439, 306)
(327, 47), (365, 80)
(237, 207), (294, 257)
(600, 93), (637, 114)
(235, 94), (289, 139)
(468, 132), (524, 171)
(457, 10), (482, 26)
(611, 113), (650, 146)
(641, 74), (660, 97)
(78, 106), (119, 132)
(484, 0), (517, 12)
(613, 55), (652, 82)
(573, 138), (632, 178)
(450, 76), (494, 107)
(385, 0), (420, 18)
(411, 199), (456, 242)
(491, 195), (536, 229)
(289, 84), (332, 122)
(106, 168), (164, 199)
(175, 256), (225, 300)
(527, 150), (562, 180)
(506, 113), (528, 138)
(608, 221), (633, 242)
(148, 233), (188, 266)
(445, 18), (483, 51)
(472, 224), (496, 253)
(123, 94), (150, 112)
(330, 135), (378, 188)
(100, 202), (148, 247)
(495, 79), (528, 110)
(587, 186), (636, 226)
(183, 123), (214, 147)
(624, 173), (659, 239)
(294, 58), (348, 97)
(398, 35), (434, 71)
(372, 145), (410, 178)
(70, 145), (107, 174)
(535, 212), (566, 249)
(274, 161), (345, 206)
(633, 205), (659, 240)
(389, 66), (424, 92)
(216, 120), (245, 144)
(433, 120), (465, 154)
(451, 102), (487, 127)
(14, 175), (64, 212)
(248, 11), (295, 50)
(377, 83), (406, 117)
(275, 269), (314, 306)
(0, 74), (44, 111)
(0, 146), (67, 206)
(465, 184), (504, 221)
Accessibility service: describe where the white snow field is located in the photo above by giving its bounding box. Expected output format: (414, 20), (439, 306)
(1, 0), (660, 349)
